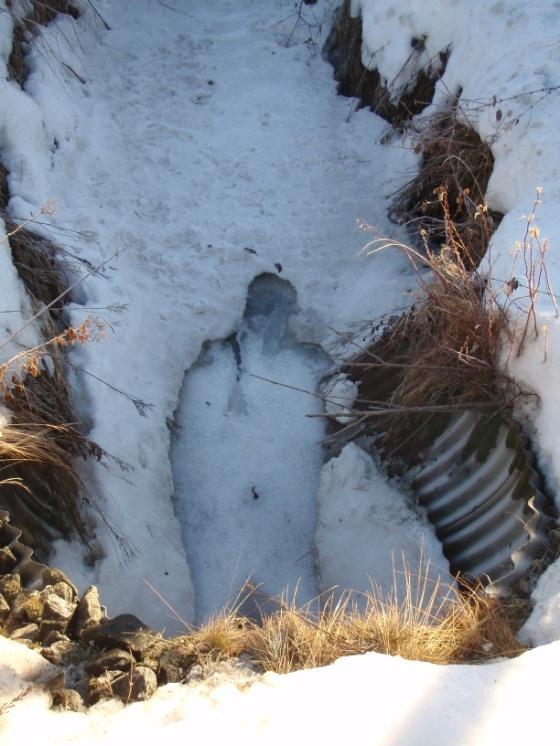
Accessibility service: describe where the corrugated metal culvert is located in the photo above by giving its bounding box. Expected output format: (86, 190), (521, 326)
(0, 510), (46, 587)
(341, 341), (558, 597)
(411, 411), (555, 595)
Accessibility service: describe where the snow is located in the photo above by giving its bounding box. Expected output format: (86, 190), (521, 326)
(321, 371), (358, 422)
(172, 274), (329, 621)
(2, 632), (560, 744)
(13, 0), (421, 630)
(1, 0), (560, 738)
(316, 443), (450, 600)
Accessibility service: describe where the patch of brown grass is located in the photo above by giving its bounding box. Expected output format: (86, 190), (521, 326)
(391, 111), (502, 267)
(7, 220), (70, 329)
(340, 189), (555, 458)
(0, 213), (105, 557)
(160, 569), (524, 677)
(0, 422), (89, 554)
(340, 200), (512, 453)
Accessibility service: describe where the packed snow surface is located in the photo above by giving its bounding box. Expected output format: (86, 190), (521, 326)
(172, 275), (329, 621)
(2, 633), (560, 745)
(11, 0), (442, 630)
(316, 443), (450, 600)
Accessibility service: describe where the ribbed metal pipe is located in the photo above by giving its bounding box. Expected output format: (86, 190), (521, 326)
(411, 412), (555, 594)
(0, 510), (47, 587)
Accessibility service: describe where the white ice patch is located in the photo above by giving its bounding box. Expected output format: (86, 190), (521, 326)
(520, 559), (560, 647)
(316, 443), (450, 600)
(172, 276), (329, 622)
(322, 372), (358, 423)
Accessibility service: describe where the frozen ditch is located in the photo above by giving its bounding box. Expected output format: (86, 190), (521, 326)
(171, 275), (329, 622)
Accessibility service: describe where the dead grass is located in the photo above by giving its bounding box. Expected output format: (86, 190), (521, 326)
(340, 202), (511, 450)
(0, 165), (9, 212)
(0, 211), (105, 558)
(0, 317), (105, 556)
(391, 111), (503, 267)
(7, 220), (71, 329)
(158, 568), (524, 677)
(0, 422), (89, 554)
(7, 0), (80, 86)
(339, 189), (555, 454)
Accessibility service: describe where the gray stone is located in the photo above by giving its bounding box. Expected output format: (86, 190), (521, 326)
(88, 670), (121, 704)
(42, 593), (76, 624)
(71, 586), (103, 638)
(10, 622), (39, 642)
(157, 646), (196, 684)
(82, 614), (155, 654)
(51, 688), (86, 713)
(40, 568), (78, 598)
(42, 582), (75, 605)
(109, 666), (158, 703)
(41, 630), (70, 647)
(0, 573), (20, 604)
(41, 640), (78, 666)
(38, 618), (70, 640)
(11, 591), (44, 623)
(0, 593), (10, 623)
(85, 648), (136, 676)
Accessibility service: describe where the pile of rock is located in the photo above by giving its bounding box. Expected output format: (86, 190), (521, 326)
(1, 567), (167, 708)
(0, 512), (166, 708)
(1, 513), (256, 709)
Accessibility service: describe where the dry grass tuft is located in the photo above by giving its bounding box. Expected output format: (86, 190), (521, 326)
(244, 573), (523, 673)
(159, 568), (524, 677)
(0, 211), (106, 557)
(342, 204), (511, 451)
(340, 189), (555, 455)
(391, 112), (502, 267)
(0, 421), (90, 554)
(7, 220), (71, 329)
(0, 315), (105, 557)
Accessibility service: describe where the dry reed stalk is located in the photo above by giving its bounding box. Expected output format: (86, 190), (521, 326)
(392, 111), (502, 267)
(159, 566), (524, 676)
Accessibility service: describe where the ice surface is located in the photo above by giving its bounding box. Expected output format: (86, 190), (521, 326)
(172, 275), (329, 622)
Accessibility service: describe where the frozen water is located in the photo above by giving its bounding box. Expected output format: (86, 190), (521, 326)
(172, 275), (329, 622)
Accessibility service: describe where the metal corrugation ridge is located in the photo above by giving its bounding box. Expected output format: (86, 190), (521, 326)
(0, 510), (47, 586)
(419, 437), (515, 518)
(410, 412), (556, 594)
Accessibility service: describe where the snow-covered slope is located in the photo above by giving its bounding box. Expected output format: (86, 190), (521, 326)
(350, 0), (560, 645)
(1, 632), (559, 745)
(2, 0), (560, 738)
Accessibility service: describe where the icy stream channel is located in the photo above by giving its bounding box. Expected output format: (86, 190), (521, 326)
(172, 275), (329, 622)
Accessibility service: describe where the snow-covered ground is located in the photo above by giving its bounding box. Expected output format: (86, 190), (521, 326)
(2, 632), (560, 745)
(172, 274), (329, 621)
(4, 0), (445, 630)
(2, 0), (560, 739)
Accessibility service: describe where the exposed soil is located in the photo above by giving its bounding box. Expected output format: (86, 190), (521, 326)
(324, 0), (449, 128)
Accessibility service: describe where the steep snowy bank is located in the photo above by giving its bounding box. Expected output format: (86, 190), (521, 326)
(349, 0), (560, 646)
